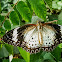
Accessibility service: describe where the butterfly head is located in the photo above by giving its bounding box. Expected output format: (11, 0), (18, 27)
(37, 21), (43, 30)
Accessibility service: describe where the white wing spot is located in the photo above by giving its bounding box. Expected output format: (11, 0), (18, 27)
(58, 25), (62, 34)
(12, 27), (20, 42)
(60, 26), (62, 34)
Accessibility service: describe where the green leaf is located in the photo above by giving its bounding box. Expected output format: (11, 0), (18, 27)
(57, 20), (62, 25)
(48, 15), (58, 21)
(45, 0), (52, 10)
(4, 44), (13, 54)
(13, 5), (25, 26)
(18, 47), (30, 62)
(3, 59), (9, 62)
(0, 45), (9, 58)
(0, 15), (4, 25)
(30, 51), (43, 62)
(0, 27), (5, 32)
(0, 2), (1, 14)
(43, 59), (56, 62)
(58, 11), (62, 25)
(13, 46), (19, 54)
(28, 0), (46, 21)
(43, 52), (55, 60)
(51, 46), (61, 61)
(0, 27), (5, 37)
(58, 11), (62, 21)
(12, 59), (25, 62)
(43, 52), (56, 62)
(58, 43), (62, 48)
(4, 20), (11, 30)
(0, 32), (5, 38)
(9, 11), (20, 25)
(16, 1), (32, 22)
(2, 59), (25, 62)
(26, 0), (33, 13)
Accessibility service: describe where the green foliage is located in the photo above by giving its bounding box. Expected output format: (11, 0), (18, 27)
(16, 1), (32, 22)
(2, 59), (25, 62)
(0, 0), (62, 62)
(51, 46), (61, 61)
(0, 45), (9, 58)
(0, 15), (4, 25)
(28, 0), (46, 21)
(58, 11), (62, 25)
(4, 44), (13, 54)
(4, 20), (11, 30)
(18, 47), (30, 62)
(52, 0), (62, 10)
(9, 11), (20, 26)
(0, 27), (5, 37)
(45, 0), (52, 10)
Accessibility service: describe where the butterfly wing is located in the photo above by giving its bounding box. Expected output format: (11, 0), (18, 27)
(2, 23), (62, 54)
(41, 24), (62, 51)
(2, 24), (41, 54)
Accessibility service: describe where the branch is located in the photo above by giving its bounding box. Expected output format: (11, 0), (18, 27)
(0, 0), (19, 28)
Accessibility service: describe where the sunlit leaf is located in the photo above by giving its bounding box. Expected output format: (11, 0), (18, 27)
(16, 1), (32, 22)
(18, 47), (30, 62)
(28, 0), (46, 21)
(58, 11), (62, 25)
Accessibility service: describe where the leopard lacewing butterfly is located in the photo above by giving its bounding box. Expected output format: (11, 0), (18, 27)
(2, 21), (62, 54)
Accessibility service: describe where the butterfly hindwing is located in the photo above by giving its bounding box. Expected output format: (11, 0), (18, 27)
(41, 24), (62, 51)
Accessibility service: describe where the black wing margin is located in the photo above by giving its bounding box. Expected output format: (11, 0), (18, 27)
(48, 24), (62, 50)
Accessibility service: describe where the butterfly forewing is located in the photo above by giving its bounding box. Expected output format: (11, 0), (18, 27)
(2, 24), (41, 53)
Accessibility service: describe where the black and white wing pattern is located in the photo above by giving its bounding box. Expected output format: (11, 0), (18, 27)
(2, 23), (62, 54)
(41, 24), (62, 51)
(2, 24), (41, 54)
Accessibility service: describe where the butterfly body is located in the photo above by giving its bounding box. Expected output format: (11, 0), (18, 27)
(2, 21), (62, 54)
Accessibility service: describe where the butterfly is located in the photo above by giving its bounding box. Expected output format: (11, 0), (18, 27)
(2, 21), (62, 54)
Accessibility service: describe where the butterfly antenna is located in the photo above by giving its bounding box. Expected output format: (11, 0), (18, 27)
(47, 20), (58, 23)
